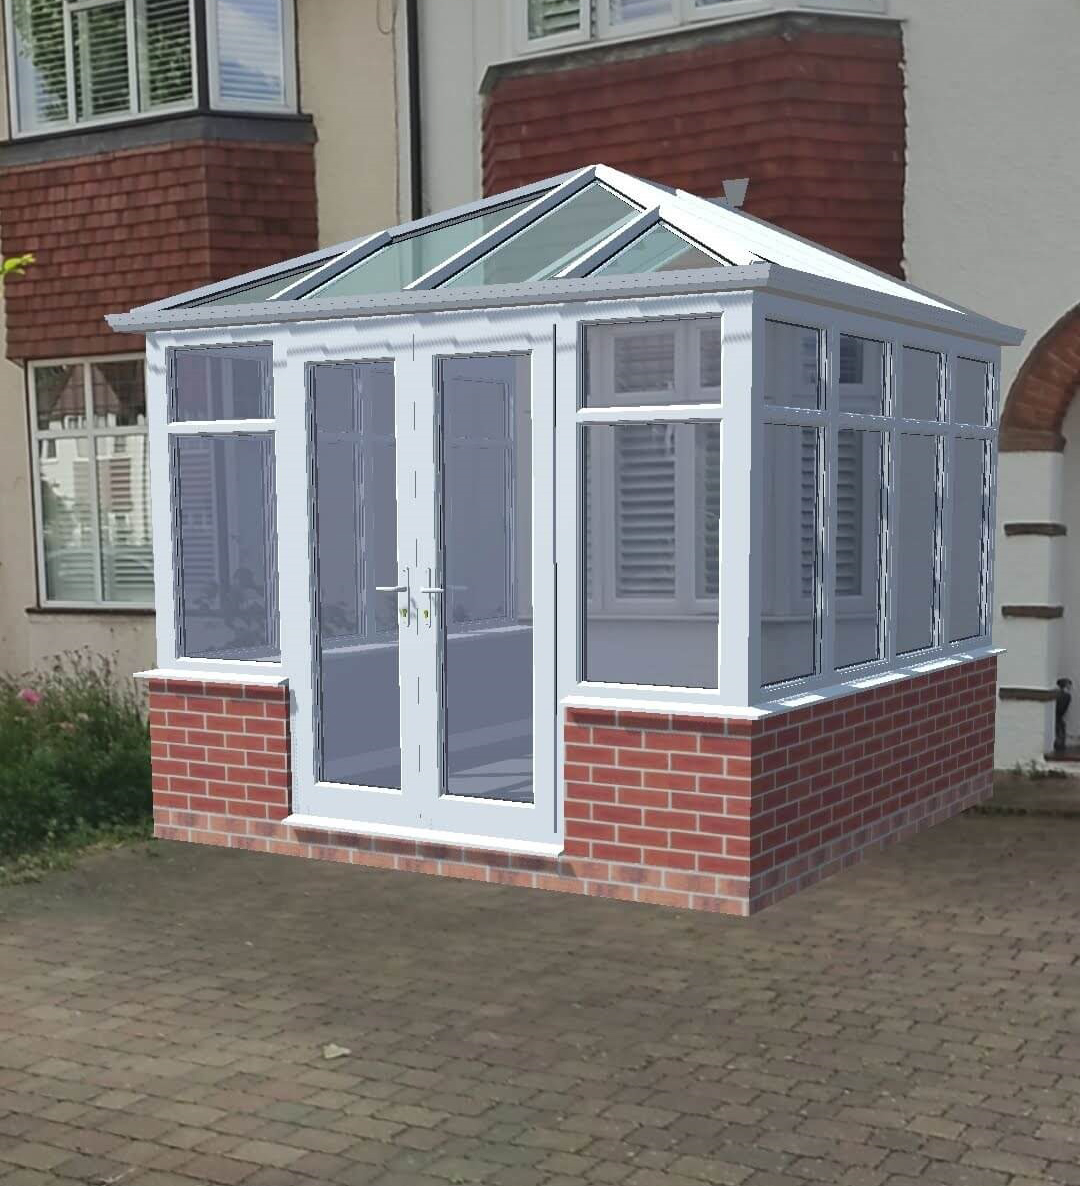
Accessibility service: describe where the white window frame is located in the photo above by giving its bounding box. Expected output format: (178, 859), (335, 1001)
(5, 0), (198, 136)
(206, 0), (297, 113)
(509, 0), (889, 58)
(29, 353), (153, 610)
(751, 294), (998, 701)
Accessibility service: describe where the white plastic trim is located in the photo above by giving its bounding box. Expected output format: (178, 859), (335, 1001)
(282, 815), (564, 858)
(134, 667), (289, 685)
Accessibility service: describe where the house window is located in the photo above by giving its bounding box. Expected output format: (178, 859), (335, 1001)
(6, 0), (295, 136)
(580, 316), (722, 689)
(168, 344), (279, 662)
(518, 0), (888, 53)
(30, 357), (153, 607)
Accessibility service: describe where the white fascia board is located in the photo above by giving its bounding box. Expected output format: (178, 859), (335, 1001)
(106, 264), (775, 332)
(405, 166), (598, 290)
(122, 171), (580, 318)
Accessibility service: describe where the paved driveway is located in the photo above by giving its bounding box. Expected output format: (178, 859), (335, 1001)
(2, 816), (1080, 1186)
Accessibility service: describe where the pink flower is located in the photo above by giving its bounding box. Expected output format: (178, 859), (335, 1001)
(17, 688), (41, 706)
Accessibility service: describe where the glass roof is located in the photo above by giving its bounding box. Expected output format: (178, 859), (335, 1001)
(190, 264), (323, 305)
(439, 183), (637, 287)
(589, 224), (720, 276)
(308, 195), (539, 300)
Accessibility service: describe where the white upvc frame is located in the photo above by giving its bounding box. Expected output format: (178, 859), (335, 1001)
(507, 0), (890, 60)
(4, 0), (199, 137)
(749, 291), (999, 701)
(205, 0), (297, 113)
(28, 352), (152, 610)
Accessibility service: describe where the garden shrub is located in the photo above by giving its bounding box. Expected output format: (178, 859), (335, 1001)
(0, 652), (150, 855)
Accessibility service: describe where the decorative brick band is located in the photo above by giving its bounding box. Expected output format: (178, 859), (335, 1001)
(147, 657), (997, 915)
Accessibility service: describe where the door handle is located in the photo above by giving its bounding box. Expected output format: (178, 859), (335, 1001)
(420, 587), (443, 595)
(375, 584), (408, 593)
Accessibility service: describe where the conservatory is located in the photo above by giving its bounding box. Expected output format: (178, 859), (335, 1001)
(110, 165), (1023, 915)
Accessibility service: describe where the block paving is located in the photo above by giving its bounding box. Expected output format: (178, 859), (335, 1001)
(3, 812), (1080, 1184)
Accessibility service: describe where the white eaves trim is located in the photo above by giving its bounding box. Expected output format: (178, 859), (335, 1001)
(106, 261), (1024, 346)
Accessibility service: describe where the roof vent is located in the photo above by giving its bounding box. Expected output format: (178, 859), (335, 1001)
(712, 177), (749, 209)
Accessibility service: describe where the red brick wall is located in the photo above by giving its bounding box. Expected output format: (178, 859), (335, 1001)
(483, 19), (905, 276)
(0, 139), (317, 359)
(148, 678), (291, 847)
(146, 657), (995, 916)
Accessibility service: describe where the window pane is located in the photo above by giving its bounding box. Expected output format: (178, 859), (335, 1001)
(136, 0), (193, 108)
(835, 430), (884, 668)
(92, 360), (146, 427)
(582, 422), (719, 688)
(214, 0), (286, 107)
(190, 262), (326, 305)
(761, 424), (819, 685)
(764, 321), (821, 409)
(72, 2), (132, 120)
(311, 362), (401, 789)
(948, 438), (988, 642)
(953, 357), (990, 426)
(440, 357), (534, 802)
(97, 434), (154, 603)
(442, 184), (637, 288)
(609, 0), (671, 22)
(310, 198), (537, 299)
(174, 434), (279, 660)
(589, 224), (720, 276)
(12, 0), (69, 131)
(34, 364), (86, 430)
(900, 346), (942, 420)
(584, 317), (722, 406)
(528, 0), (581, 38)
(40, 437), (97, 601)
(837, 335), (885, 415)
(171, 345), (272, 420)
(895, 433), (939, 653)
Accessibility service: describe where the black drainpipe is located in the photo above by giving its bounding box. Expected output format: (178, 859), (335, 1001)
(405, 0), (423, 220)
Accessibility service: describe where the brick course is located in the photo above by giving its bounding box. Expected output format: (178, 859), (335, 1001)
(148, 655), (996, 915)
(0, 139), (317, 359)
(482, 18), (905, 277)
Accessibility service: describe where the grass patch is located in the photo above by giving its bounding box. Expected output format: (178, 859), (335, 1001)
(0, 818), (155, 886)
(0, 652), (151, 867)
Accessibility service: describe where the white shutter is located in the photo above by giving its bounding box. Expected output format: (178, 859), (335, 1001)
(835, 430), (862, 597)
(71, 1), (133, 120)
(136, 0), (193, 109)
(212, 0), (286, 107)
(614, 423), (677, 598)
(799, 428), (818, 602)
(11, 0), (69, 129)
(527, 0), (583, 38)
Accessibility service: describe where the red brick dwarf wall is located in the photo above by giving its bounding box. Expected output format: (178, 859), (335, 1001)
(147, 656), (996, 916)
(0, 139), (317, 360)
(482, 15), (905, 277)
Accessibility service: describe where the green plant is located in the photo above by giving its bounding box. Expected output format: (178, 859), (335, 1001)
(1, 252), (34, 280)
(0, 651), (150, 857)
(1011, 759), (1069, 781)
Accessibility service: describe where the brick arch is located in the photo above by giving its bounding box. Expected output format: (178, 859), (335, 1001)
(1000, 303), (1080, 452)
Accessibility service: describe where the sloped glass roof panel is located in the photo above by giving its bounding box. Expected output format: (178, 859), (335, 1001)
(187, 263), (331, 306)
(439, 183), (638, 288)
(589, 223), (722, 276)
(308, 196), (539, 300)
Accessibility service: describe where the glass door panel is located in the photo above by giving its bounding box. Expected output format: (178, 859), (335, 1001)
(310, 361), (402, 789)
(436, 356), (534, 804)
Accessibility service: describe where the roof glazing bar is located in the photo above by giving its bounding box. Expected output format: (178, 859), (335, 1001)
(404, 166), (599, 290)
(273, 231), (391, 300)
(555, 207), (662, 278)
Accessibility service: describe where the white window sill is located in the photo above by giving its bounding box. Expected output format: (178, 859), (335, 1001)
(283, 814), (564, 859)
(134, 667), (288, 686)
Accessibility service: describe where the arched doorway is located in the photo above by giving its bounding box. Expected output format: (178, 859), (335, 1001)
(997, 303), (1080, 765)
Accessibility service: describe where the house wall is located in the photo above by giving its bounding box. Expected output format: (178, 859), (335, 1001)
(415, 0), (1078, 767)
(0, 2), (401, 682)
(147, 655), (996, 915)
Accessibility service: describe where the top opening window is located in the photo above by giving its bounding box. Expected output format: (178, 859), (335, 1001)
(8, 0), (295, 137)
(170, 345), (273, 422)
(583, 317), (723, 407)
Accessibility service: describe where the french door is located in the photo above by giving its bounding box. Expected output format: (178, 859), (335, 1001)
(299, 351), (555, 846)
